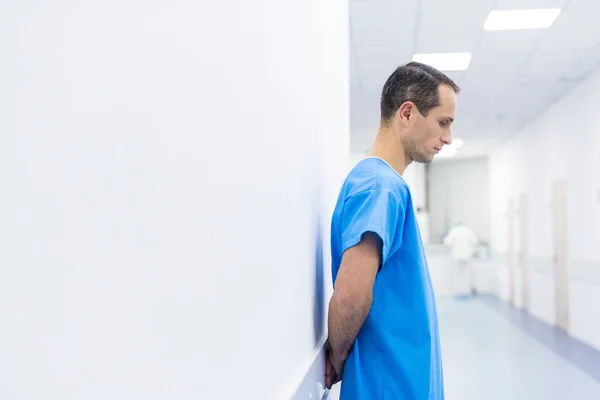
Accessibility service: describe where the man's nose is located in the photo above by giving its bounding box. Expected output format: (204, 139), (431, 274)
(442, 131), (452, 146)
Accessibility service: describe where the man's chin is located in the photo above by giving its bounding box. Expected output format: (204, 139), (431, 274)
(413, 154), (434, 164)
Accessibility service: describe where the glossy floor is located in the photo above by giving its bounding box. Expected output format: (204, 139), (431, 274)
(327, 296), (600, 400)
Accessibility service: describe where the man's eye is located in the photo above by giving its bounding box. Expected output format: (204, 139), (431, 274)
(440, 121), (449, 127)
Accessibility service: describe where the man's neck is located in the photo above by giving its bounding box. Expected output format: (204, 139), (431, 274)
(367, 126), (411, 176)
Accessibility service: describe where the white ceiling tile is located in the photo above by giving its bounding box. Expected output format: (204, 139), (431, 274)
(352, 35), (415, 55)
(420, 11), (489, 31)
(494, 0), (568, 10)
(351, 14), (417, 33)
(521, 59), (578, 76)
(478, 30), (545, 54)
(512, 75), (561, 88)
(560, 48), (600, 83)
(545, 9), (600, 42)
(554, 0), (600, 12)
(350, 0), (416, 19)
(467, 55), (524, 79)
(544, 79), (575, 103)
(422, 0), (494, 16)
(354, 42), (409, 56)
(416, 28), (480, 53)
(534, 36), (597, 57)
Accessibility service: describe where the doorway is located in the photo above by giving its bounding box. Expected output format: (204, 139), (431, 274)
(553, 181), (569, 331)
(508, 198), (516, 305)
(519, 193), (529, 312)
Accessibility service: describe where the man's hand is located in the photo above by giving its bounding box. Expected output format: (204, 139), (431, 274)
(325, 340), (344, 389)
(326, 231), (381, 388)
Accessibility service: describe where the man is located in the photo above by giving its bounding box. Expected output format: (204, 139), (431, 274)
(325, 62), (459, 399)
(443, 222), (479, 298)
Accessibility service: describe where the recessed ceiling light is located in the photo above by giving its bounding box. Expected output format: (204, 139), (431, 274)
(484, 9), (561, 31)
(450, 138), (464, 149)
(435, 147), (457, 158)
(412, 53), (472, 71)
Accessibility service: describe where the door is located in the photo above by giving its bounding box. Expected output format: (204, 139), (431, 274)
(519, 194), (530, 312)
(508, 198), (516, 305)
(553, 181), (569, 331)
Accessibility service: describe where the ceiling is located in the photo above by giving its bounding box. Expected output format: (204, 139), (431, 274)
(349, 0), (600, 159)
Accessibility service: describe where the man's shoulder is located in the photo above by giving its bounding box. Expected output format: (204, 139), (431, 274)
(344, 158), (409, 199)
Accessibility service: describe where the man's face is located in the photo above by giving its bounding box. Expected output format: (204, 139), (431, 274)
(402, 84), (457, 164)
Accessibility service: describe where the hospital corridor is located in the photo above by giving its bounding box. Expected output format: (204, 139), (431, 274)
(436, 296), (600, 400)
(2, 0), (600, 399)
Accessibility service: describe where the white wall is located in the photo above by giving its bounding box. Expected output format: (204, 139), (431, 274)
(349, 152), (366, 167)
(428, 158), (490, 244)
(489, 66), (600, 350)
(405, 163), (427, 211)
(0, 2), (349, 399)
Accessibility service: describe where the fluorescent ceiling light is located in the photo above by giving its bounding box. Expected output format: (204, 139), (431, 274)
(484, 9), (561, 31)
(450, 138), (463, 149)
(435, 147), (457, 158)
(412, 53), (472, 71)
(435, 138), (463, 159)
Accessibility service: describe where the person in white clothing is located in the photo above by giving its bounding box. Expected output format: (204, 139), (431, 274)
(443, 222), (478, 299)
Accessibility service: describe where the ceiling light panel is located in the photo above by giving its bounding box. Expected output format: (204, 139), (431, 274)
(435, 147), (457, 158)
(450, 138), (464, 149)
(483, 9), (562, 31)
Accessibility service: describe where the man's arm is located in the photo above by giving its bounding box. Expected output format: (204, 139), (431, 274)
(326, 231), (381, 384)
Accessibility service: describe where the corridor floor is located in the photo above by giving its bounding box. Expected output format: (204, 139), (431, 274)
(438, 297), (600, 400)
(327, 296), (600, 399)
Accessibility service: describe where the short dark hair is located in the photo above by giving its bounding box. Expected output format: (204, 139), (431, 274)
(380, 61), (460, 124)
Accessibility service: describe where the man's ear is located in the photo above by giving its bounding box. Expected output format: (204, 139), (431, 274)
(396, 102), (414, 125)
